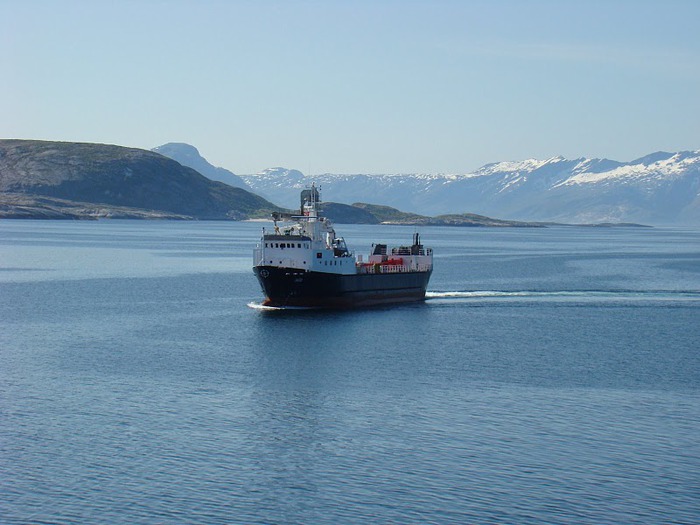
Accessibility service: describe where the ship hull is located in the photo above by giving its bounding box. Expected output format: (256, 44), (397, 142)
(253, 266), (432, 308)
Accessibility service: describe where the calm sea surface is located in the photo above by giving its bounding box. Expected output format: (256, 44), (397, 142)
(1, 220), (699, 524)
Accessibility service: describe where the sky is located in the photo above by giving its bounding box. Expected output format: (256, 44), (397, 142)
(2, 0), (699, 174)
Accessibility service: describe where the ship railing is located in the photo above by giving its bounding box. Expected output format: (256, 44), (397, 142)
(381, 265), (407, 274)
(391, 247), (432, 256)
(357, 263), (423, 274)
(380, 263), (432, 273)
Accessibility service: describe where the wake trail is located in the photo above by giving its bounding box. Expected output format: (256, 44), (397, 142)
(426, 290), (700, 301)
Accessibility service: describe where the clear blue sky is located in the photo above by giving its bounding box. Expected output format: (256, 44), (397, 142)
(2, 0), (699, 174)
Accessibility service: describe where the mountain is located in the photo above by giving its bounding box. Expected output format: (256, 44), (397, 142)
(240, 150), (700, 225)
(152, 142), (249, 189)
(245, 167), (306, 203)
(0, 139), (279, 220)
(5, 139), (697, 225)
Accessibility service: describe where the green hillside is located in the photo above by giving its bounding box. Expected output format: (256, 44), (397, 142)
(0, 139), (280, 219)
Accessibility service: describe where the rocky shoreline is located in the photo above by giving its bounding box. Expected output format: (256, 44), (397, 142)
(0, 193), (193, 220)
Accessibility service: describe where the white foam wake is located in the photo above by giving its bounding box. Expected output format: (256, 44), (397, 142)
(246, 301), (319, 311)
(247, 301), (281, 310)
(426, 290), (700, 301)
(427, 291), (534, 298)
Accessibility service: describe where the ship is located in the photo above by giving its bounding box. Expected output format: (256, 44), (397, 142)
(253, 185), (433, 308)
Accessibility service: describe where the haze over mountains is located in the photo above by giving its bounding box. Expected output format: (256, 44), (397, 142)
(157, 142), (700, 226)
(152, 143), (249, 190)
(0, 140), (531, 225)
(1, 139), (697, 225)
(239, 155), (700, 225)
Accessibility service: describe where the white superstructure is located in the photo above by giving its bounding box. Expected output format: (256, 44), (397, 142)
(253, 184), (433, 277)
(253, 184), (356, 275)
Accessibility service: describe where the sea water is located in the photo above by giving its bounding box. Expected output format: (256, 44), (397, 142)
(1, 220), (699, 524)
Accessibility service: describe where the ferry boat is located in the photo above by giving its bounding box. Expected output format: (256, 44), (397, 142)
(253, 185), (433, 308)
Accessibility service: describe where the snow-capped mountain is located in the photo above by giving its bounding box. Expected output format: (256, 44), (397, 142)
(240, 151), (700, 225)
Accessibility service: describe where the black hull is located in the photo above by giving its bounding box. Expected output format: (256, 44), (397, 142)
(253, 266), (432, 308)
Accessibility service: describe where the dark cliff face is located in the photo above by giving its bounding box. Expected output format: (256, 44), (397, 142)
(0, 140), (277, 219)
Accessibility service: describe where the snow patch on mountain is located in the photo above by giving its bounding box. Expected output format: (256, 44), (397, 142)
(475, 156), (564, 177)
(557, 151), (700, 187)
(243, 150), (700, 224)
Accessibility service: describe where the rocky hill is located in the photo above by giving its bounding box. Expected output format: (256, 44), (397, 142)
(0, 140), (279, 219)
